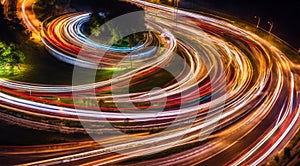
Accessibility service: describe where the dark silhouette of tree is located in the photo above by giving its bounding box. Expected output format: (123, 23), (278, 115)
(0, 4), (5, 19)
(0, 5), (29, 44)
(34, 0), (71, 21)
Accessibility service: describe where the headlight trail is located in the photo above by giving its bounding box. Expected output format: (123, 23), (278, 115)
(0, 0), (299, 165)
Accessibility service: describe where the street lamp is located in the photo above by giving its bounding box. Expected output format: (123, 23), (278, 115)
(254, 16), (261, 28)
(173, 0), (179, 20)
(267, 21), (273, 34)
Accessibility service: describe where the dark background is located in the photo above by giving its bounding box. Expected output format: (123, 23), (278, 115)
(181, 0), (300, 50)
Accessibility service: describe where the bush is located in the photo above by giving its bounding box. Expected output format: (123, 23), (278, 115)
(0, 42), (25, 75)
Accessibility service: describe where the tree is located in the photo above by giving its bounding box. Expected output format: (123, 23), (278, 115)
(0, 42), (25, 72)
(0, 5), (29, 43)
(88, 12), (105, 37)
(84, 0), (147, 47)
(0, 4), (5, 19)
(34, 0), (71, 21)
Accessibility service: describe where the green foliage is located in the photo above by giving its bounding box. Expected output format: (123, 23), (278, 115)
(0, 42), (25, 74)
(84, 0), (147, 48)
(87, 17), (146, 48)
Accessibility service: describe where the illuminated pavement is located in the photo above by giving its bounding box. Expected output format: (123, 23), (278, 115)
(0, 0), (299, 165)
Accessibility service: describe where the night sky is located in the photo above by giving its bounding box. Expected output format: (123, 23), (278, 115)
(183, 0), (300, 49)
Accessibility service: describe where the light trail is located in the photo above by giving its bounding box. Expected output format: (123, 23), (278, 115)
(0, 0), (299, 165)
